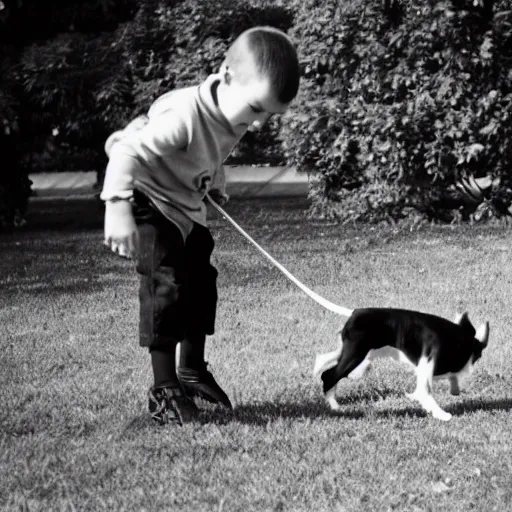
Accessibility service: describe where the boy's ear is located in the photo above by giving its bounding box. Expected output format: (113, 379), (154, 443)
(219, 63), (234, 84)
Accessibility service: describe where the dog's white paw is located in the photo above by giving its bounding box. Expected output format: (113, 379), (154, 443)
(432, 409), (452, 421)
(325, 388), (342, 411)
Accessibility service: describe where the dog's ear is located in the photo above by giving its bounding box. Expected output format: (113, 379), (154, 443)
(475, 321), (490, 347)
(454, 311), (469, 325)
(454, 311), (476, 336)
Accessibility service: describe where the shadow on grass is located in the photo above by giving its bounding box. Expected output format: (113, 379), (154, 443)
(447, 397), (512, 416)
(1, 278), (109, 297)
(24, 197), (105, 232)
(119, 399), (359, 436)
(119, 396), (367, 435)
(211, 395), (512, 425)
(230, 399), (365, 423)
(225, 387), (413, 425)
(373, 396), (512, 421)
(121, 394), (512, 433)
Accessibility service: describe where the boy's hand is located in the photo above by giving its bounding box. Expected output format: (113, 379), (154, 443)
(104, 200), (139, 259)
(208, 189), (229, 206)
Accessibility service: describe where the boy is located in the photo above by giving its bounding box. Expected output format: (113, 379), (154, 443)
(101, 26), (300, 425)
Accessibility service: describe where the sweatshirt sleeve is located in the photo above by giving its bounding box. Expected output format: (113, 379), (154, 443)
(100, 111), (190, 201)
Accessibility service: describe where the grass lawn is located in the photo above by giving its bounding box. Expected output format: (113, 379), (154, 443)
(1, 196), (512, 511)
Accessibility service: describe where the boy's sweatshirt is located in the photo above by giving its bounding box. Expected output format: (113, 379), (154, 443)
(101, 74), (245, 238)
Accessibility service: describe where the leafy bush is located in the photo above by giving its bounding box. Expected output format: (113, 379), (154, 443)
(0, 0), (139, 229)
(5, 0), (512, 228)
(282, 0), (512, 222)
(2, 0), (137, 182)
(14, 0), (293, 178)
(16, 30), (131, 172)
(0, 0), (294, 230)
(1, 0), (136, 42)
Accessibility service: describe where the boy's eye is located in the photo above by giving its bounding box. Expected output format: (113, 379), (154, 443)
(249, 105), (263, 113)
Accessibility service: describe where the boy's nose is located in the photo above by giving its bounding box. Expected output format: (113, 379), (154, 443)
(251, 114), (271, 130)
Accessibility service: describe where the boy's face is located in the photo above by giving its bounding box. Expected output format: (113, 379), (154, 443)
(217, 63), (291, 134)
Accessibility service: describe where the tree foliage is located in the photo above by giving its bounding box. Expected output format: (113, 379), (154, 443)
(0, 41), (31, 231)
(1, 0), (512, 230)
(0, 0), (138, 230)
(282, 0), (512, 222)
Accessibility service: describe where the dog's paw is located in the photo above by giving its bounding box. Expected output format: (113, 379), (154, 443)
(325, 388), (342, 411)
(432, 409), (452, 421)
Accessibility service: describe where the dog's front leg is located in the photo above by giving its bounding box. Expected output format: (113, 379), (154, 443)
(407, 356), (452, 421)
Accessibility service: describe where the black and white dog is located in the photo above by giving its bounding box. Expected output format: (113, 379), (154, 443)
(313, 309), (489, 421)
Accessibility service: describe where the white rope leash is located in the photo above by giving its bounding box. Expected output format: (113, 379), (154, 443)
(207, 195), (353, 317)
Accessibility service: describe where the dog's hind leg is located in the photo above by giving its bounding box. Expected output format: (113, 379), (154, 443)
(407, 355), (452, 421)
(321, 341), (369, 411)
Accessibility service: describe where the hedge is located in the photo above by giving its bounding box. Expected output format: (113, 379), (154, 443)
(2, 0), (512, 229)
(282, 0), (512, 222)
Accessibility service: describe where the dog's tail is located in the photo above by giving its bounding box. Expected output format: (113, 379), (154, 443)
(207, 195), (354, 317)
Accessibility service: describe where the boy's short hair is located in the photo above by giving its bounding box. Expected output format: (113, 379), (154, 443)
(226, 26), (300, 104)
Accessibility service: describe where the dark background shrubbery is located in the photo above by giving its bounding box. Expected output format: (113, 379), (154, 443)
(282, 0), (512, 223)
(1, 0), (511, 230)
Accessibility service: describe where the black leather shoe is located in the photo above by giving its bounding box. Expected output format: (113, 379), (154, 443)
(177, 363), (232, 409)
(148, 385), (199, 425)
